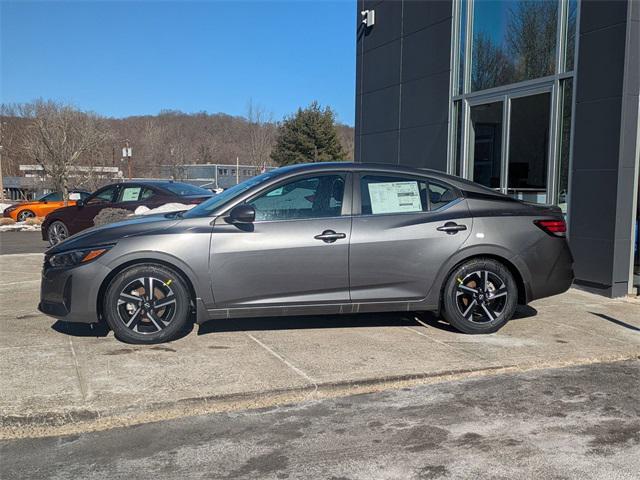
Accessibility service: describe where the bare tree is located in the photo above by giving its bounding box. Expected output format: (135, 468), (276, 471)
(246, 99), (275, 167)
(19, 100), (111, 201)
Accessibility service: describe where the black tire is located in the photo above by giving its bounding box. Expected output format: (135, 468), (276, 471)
(47, 220), (69, 246)
(17, 209), (35, 222)
(103, 264), (191, 344)
(442, 258), (518, 334)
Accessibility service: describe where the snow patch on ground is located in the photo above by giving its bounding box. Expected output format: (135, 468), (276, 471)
(0, 203), (14, 212)
(134, 203), (196, 215)
(0, 222), (41, 232)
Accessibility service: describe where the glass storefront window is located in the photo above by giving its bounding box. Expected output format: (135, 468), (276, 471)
(557, 79), (573, 214)
(452, 101), (463, 176)
(470, 101), (503, 189)
(471, 0), (558, 91)
(457, 0), (468, 94)
(507, 92), (551, 204)
(564, 0), (578, 71)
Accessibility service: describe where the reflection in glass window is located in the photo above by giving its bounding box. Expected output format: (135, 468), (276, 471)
(457, 0), (468, 94)
(557, 80), (573, 213)
(564, 0), (578, 71)
(250, 175), (345, 221)
(471, 0), (558, 91)
(507, 92), (551, 204)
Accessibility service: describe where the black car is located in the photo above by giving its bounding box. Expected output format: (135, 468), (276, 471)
(42, 180), (213, 245)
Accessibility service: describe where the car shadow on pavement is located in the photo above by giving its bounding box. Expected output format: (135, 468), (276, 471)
(50, 320), (195, 342)
(197, 305), (539, 336)
(51, 320), (111, 337)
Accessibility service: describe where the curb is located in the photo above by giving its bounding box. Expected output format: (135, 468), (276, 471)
(2, 353), (638, 440)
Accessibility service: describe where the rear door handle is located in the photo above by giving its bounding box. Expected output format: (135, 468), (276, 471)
(437, 222), (467, 234)
(314, 230), (346, 243)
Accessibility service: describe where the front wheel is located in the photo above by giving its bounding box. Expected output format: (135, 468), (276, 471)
(17, 210), (35, 222)
(103, 264), (191, 344)
(442, 258), (518, 334)
(47, 220), (69, 246)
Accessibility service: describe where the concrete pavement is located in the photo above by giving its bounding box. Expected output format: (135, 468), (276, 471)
(2, 360), (638, 479)
(1, 253), (639, 439)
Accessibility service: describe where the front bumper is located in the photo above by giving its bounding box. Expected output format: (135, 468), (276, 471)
(39, 258), (112, 323)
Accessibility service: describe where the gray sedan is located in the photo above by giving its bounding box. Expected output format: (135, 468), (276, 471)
(39, 163), (573, 344)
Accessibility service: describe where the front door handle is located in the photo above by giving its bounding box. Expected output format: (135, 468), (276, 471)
(314, 230), (346, 243)
(437, 222), (467, 234)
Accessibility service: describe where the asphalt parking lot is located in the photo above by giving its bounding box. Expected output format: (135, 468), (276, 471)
(0, 231), (49, 255)
(1, 249), (639, 440)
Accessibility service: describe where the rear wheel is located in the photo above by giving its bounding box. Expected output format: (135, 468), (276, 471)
(47, 220), (69, 246)
(442, 258), (517, 334)
(17, 210), (35, 222)
(103, 264), (191, 344)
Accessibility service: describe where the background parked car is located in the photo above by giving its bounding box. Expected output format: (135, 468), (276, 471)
(2, 191), (91, 222)
(42, 181), (213, 245)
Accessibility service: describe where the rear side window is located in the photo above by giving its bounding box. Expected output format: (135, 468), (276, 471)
(428, 182), (458, 210)
(360, 175), (429, 215)
(118, 186), (142, 202)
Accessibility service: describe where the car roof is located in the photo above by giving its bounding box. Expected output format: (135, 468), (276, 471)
(271, 162), (505, 197)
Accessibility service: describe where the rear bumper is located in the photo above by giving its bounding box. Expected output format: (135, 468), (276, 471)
(523, 238), (574, 302)
(39, 259), (112, 324)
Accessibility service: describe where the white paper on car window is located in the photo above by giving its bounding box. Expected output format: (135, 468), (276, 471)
(68, 192), (80, 200)
(121, 187), (141, 202)
(368, 181), (422, 214)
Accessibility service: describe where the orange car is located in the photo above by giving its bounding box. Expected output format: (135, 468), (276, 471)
(2, 191), (90, 222)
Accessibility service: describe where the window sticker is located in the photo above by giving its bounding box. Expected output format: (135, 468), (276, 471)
(121, 187), (141, 202)
(368, 181), (422, 214)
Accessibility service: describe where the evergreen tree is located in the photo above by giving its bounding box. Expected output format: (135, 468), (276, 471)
(270, 101), (346, 166)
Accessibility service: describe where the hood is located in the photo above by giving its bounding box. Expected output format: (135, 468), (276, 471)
(47, 213), (180, 254)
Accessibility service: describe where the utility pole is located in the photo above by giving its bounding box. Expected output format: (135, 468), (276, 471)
(0, 121), (5, 202)
(236, 156), (239, 185)
(122, 140), (133, 179)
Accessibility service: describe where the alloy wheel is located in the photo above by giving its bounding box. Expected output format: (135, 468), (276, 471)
(117, 277), (177, 334)
(17, 210), (35, 222)
(455, 270), (508, 323)
(48, 222), (68, 245)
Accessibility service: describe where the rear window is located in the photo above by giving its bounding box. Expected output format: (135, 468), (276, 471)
(159, 182), (211, 197)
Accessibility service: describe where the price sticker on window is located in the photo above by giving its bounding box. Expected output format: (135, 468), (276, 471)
(368, 181), (422, 214)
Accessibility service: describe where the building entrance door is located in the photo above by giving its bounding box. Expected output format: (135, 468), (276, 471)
(465, 89), (554, 204)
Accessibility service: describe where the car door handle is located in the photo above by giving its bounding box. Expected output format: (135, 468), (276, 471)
(314, 230), (346, 243)
(437, 222), (467, 234)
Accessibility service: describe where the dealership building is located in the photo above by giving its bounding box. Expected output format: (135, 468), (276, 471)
(355, 0), (640, 297)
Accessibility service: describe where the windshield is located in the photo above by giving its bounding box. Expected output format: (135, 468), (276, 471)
(183, 170), (280, 218)
(159, 182), (212, 196)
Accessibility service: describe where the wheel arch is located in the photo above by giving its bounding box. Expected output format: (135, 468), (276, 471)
(430, 248), (532, 309)
(96, 258), (199, 323)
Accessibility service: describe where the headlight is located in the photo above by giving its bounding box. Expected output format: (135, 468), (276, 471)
(48, 246), (113, 268)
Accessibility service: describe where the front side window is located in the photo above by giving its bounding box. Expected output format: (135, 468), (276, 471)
(87, 186), (116, 204)
(41, 192), (62, 202)
(360, 175), (429, 215)
(249, 174), (345, 221)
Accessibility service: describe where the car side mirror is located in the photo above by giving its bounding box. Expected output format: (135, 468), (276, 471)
(76, 199), (85, 208)
(227, 204), (255, 224)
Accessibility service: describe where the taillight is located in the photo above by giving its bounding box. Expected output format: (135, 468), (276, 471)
(534, 219), (566, 237)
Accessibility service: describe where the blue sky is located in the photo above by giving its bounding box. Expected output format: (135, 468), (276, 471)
(1, 1), (356, 125)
